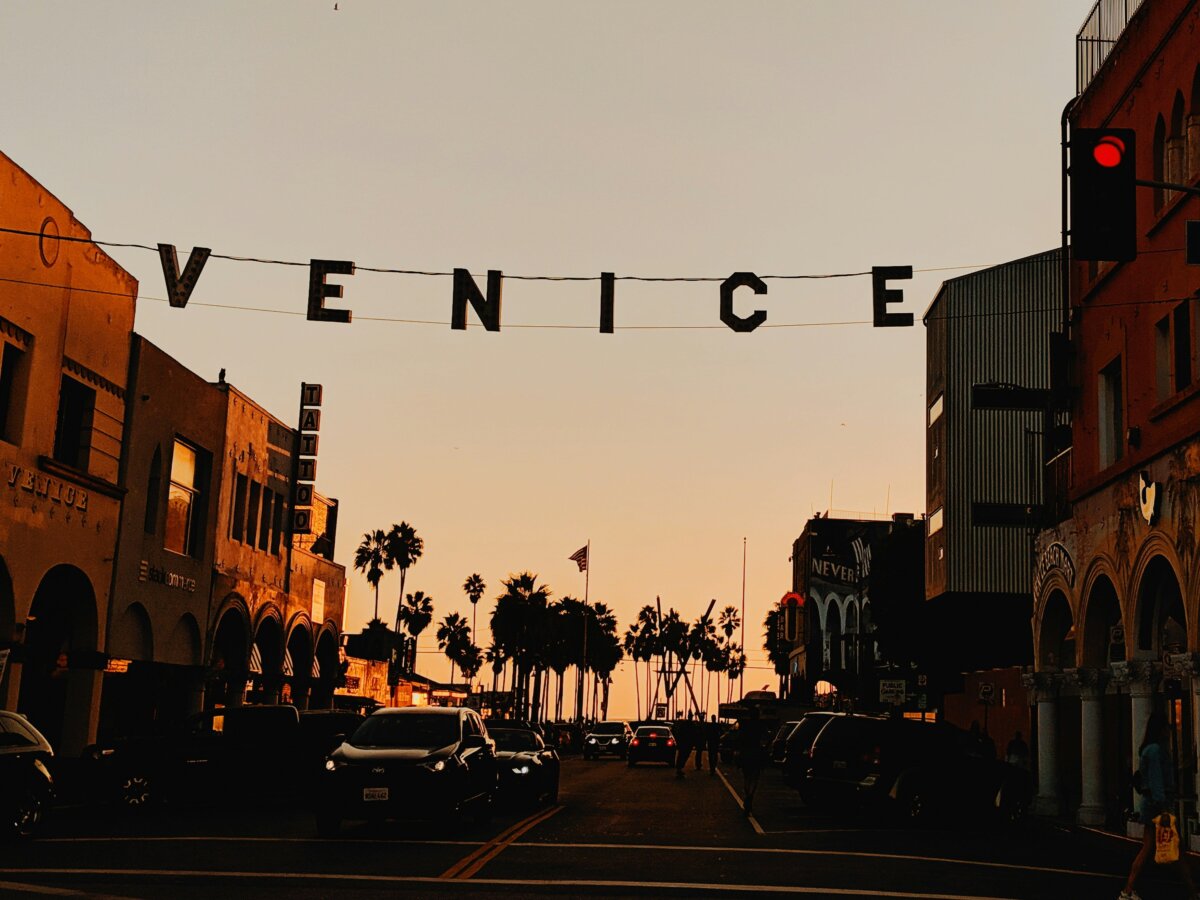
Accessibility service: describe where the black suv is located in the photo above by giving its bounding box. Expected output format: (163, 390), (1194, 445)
(582, 721), (632, 760)
(317, 706), (498, 835)
(801, 715), (1032, 825)
(0, 711), (54, 838)
(86, 704), (329, 807)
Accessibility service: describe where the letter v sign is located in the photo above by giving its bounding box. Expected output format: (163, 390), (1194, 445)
(158, 244), (212, 308)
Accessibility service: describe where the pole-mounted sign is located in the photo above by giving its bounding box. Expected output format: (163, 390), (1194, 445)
(292, 382), (322, 535)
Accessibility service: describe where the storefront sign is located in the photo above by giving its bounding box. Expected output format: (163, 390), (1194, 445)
(292, 383), (322, 536)
(312, 579), (326, 625)
(138, 560), (197, 593)
(879, 679), (906, 704)
(6, 462), (89, 510)
(1034, 542), (1076, 594)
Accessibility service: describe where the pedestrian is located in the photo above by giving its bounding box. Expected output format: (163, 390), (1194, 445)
(1120, 711), (1197, 900)
(706, 714), (722, 776)
(736, 707), (766, 817)
(695, 712), (705, 771)
(675, 713), (696, 778)
(1005, 731), (1030, 771)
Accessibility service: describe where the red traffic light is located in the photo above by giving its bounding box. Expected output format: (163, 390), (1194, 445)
(1093, 135), (1125, 168)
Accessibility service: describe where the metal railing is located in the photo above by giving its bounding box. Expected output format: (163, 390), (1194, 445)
(1077, 0), (1145, 95)
(1043, 447), (1073, 525)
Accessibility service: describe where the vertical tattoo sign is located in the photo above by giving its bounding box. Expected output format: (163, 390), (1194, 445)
(292, 382), (322, 535)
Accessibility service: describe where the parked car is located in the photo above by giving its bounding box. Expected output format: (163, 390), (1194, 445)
(583, 721), (633, 760)
(316, 706), (497, 836)
(781, 711), (842, 791)
(769, 720), (802, 764)
(490, 726), (560, 807)
(298, 709), (367, 777)
(85, 704), (310, 807)
(800, 715), (1032, 825)
(627, 725), (676, 766)
(0, 711), (54, 838)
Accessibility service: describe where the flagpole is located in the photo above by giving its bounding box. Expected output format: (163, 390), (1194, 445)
(740, 536), (746, 700)
(583, 539), (590, 723)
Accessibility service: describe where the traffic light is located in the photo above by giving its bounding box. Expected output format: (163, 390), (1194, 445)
(1070, 127), (1136, 262)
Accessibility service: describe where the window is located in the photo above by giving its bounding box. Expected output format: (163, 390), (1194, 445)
(259, 489), (274, 551)
(271, 495), (285, 555)
(928, 507), (943, 535)
(1099, 356), (1124, 469)
(1156, 316), (1173, 400)
(164, 440), (201, 556)
(1172, 302), (1192, 391)
(144, 446), (162, 534)
(0, 342), (27, 444)
(928, 394), (943, 426)
(246, 481), (261, 547)
(52, 375), (96, 470)
(232, 473), (247, 542)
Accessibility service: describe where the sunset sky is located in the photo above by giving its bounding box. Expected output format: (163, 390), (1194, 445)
(1, 1), (1091, 716)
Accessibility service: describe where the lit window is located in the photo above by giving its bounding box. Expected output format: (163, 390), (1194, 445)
(928, 508), (944, 535)
(164, 441), (199, 555)
(928, 394), (944, 426)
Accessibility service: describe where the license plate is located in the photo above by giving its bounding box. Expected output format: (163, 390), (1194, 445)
(363, 787), (389, 802)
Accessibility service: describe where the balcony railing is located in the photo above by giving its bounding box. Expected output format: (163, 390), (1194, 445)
(1043, 446), (1073, 525)
(1077, 0), (1145, 95)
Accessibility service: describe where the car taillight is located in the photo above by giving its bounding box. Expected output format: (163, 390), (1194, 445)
(667, 739), (676, 747)
(630, 738), (640, 746)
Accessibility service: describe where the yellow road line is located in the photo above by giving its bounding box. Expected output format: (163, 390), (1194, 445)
(453, 804), (563, 879)
(439, 804), (562, 879)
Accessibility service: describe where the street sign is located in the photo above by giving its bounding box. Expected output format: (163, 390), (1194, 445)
(978, 682), (995, 705)
(916, 674), (927, 688)
(917, 694), (928, 710)
(653, 703), (668, 719)
(879, 679), (906, 704)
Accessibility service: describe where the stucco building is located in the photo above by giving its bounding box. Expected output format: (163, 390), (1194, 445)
(0, 151), (136, 755)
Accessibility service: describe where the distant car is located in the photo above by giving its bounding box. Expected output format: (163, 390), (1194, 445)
(0, 711), (54, 838)
(85, 704), (305, 807)
(316, 706), (498, 836)
(770, 720), (802, 764)
(627, 725), (675, 766)
(583, 721), (632, 760)
(490, 726), (560, 807)
(802, 715), (1032, 826)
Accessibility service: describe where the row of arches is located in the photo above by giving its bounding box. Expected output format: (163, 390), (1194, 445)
(1150, 64), (1200, 213)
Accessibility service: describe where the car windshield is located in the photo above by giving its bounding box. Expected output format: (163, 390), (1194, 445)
(350, 714), (460, 749)
(491, 729), (540, 751)
(591, 723), (625, 735)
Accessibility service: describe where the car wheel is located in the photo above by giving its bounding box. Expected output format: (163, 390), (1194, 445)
(120, 772), (155, 808)
(12, 788), (45, 838)
(316, 810), (342, 838)
(902, 786), (929, 824)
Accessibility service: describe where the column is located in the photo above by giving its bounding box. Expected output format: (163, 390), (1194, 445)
(1029, 672), (1061, 817)
(1129, 662), (1155, 814)
(1076, 669), (1107, 826)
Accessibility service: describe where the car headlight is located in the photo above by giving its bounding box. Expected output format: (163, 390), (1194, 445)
(324, 758), (347, 772)
(587, 738), (596, 744)
(611, 738), (620, 744)
(421, 759), (447, 773)
(511, 764), (531, 775)
(89, 746), (115, 761)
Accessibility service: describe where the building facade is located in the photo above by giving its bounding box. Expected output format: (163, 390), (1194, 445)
(1031, 0), (1200, 831)
(0, 151), (137, 755)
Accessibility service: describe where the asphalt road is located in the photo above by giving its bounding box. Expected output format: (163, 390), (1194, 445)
(0, 756), (1189, 898)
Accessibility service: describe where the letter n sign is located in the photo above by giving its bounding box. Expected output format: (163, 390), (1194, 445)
(293, 382), (322, 535)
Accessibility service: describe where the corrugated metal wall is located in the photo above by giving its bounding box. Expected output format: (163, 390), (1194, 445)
(925, 249), (1063, 597)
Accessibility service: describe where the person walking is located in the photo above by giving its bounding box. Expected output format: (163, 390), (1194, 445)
(1005, 731), (1030, 771)
(1120, 711), (1197, 900)
(694, 712), (705, 771)
(736, 707), (766, 817)
(705, 714), (722, 776)
(675, 713), (696, 778)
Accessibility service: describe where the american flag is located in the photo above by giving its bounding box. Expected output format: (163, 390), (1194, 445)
(569, 545), (588, 572)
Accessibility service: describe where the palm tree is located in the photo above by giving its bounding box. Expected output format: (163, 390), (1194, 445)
(718, 605), (741, 643)
(622, 621), (642, 720)
(634, 605), (660, 716)
(397, 590), (435, 671)
(459, 642), (483, 686)
(437, 612), (470, 683)
(385, 522), (424, 634)
(724, 644), (746, 703)
(490, 572), (552, 721)
(463, 573), (486, 640)
(763, 608), (791, 697)
(353, 529), (391, 621)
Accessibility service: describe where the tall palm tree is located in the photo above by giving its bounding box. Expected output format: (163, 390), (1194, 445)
(718, 605), (741, 643)
(463, 573), (486, 640)
(724, 644), (746, 703)
(353, 529), (391, 622)
(634, 605), (660, 716)
(763, 608), (791, 697)
(397, 590), (435, 671)
(490, 572), (552, 721)
(436, 612), (470, 683)
(622, 621), (642, 720)
(386, 522), (424, 634)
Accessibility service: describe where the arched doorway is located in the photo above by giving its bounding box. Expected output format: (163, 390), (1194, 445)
(1037, 590), (1076, 815)
(1082, 575), (1124, 826)
(0, 554), (16, 706)
(18, 565), (99, 754)
(1038, 591), (1075, 671)
(249, 614), (283, 704)
(162, 613), (204, 721)
(284, 623), (313, 709)
(823, 602), (842, 674)
(100, 602), (155, 739)
(208, 606), (248, 708)
(312, 629), (340, 709)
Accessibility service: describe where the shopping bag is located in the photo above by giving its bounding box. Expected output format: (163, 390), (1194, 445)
(1155, 813), (1180, 864)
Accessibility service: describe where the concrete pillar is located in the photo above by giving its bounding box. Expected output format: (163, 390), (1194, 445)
(1035, 694), (1060, 816)
(1077, 672), (1106, 826)
(1191, 675), (1200, 804)
(1131, 675), (1154, 813)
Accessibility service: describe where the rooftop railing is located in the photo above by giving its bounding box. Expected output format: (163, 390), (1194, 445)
(1076, 0), (1145, 95)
